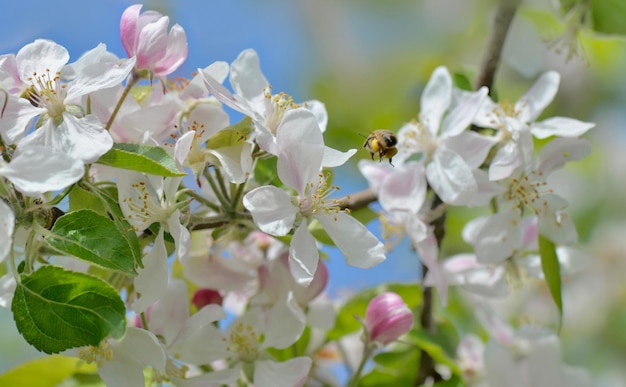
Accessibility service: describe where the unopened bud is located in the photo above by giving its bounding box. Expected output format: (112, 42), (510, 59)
(365, 292), (413, 345)
(192, 288), (223, 309)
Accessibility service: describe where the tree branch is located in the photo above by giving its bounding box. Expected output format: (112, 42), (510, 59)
(474, 0), (522, 93)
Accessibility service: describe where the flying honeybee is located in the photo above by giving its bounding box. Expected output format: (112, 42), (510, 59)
(363, 130), (398, 166)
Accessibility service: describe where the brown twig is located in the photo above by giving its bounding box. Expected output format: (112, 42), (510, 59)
(474, 0), (522, 93)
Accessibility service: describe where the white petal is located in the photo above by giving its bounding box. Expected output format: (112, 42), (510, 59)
(357, 159), (393, 195)
(132, 230), (169, 313)
(183, 61), (229, 99)
(172, 367), (241, 387)
(276, 109), (324, 194)
(0, 97), (43, 144)
(181, 253), (256, 291)
(65, 50), (135, 101)
(517, 71), (560, 123)
(306, 294), (336, 330)
(1, 146), (83, 195)
(535, 138), (591, 176)
(144, 279), (190, 345)
(188, 103), (230, 143)
(443, 130), (497, 169)
(254, 358), (312, 387)
(0, 273), (16, 307)
(426, 148), (477, 205)
(289, 222), (319, 286)
(474, 211), (522, 264)
(489, 141), (523, 181)
(471, 94), (500, 128)
(316, 212), (386, 268)
(0, 201), (15, 264)
(440, 87), (487, 138)
(115, 327), (166, 371)
(230, 49), (269, 114)
(17, 39), (69, 80)
(263, 292), (306, 349)
(415, 231), (447, 304)
(199, 69), (254, 116)
(531, 117), (595, 139)
(321, 146), (356, 168)
(464, 169), (505, 207)
(167, 211), (191, 260)
(174, 131), (195, 167)
(536, 194), (578, 245)
(421, 66), (452, 136)
(379, 161), (427, 213)
(18, 114), (113, 164)
(243, 186), (298, 236)
(169, 305), (229, 363)
(304, 100), (328, 132)
(208, 142), (253, 184)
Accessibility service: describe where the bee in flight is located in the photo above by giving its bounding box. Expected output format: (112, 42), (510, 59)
(363, 129), (398, 167)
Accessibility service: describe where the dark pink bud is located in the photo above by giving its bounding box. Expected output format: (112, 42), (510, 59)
(192, 288), (223, 309)
(365, 292), (413, 345)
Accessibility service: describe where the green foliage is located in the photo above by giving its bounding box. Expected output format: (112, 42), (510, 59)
(46, 209), (138, 274)
(538, 235), (563, 328)
(327, 283), (421, 341)
(590, 0), (626, 35)
(68, 185), (107, 215)
(96, 143), (185, 177)
(12, 266), (126, 354)
(206, 116), (253, 149)
(0, 355), (98, 387)
(253, 156), (281, 186)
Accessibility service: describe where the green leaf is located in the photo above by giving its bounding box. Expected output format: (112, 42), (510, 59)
(90, 187), (143, 269)
(206, 116), (253, 149)
(46, 209), (137, 274)
(591, 0), (626, 35)
(539, 235), (563, 327)
(96, 143), (185, 177)
(327, 283), (421, 341)
(68, 184), (107, 215)
(407, 329), (461, 376)
(359, 368), (415, 386)
(0, 355), (97, 387)
(253, 156), (280, 186)
(452, 72), (473, 91)
(12, 266), (126, 354)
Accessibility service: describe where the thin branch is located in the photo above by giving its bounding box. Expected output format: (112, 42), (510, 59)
(474, 0), (522, 93)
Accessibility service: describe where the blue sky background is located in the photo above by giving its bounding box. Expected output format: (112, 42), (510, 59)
(0, 0), (422, 371)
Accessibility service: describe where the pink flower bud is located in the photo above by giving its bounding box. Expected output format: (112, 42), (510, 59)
(365, 292), (413, 345)
(120, 4), (188, 77)
(192, 288), (223, 309)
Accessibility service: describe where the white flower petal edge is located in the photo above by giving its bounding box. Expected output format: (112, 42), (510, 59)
(316, 212), (386, 269)
(531, 117), (595, 139)
(517, 71), (560, 122)
(421, 66), (452, 135)
(263, 292), (306, 350)
(289, 222), (320, 285)
(254, 357), (312, 387)
(426, 147), (477, 205)
(243, 186), (298, 236)
(0, 201), (15, 263)
(1, 146), (84, 195)
(132, 230), (169, 313)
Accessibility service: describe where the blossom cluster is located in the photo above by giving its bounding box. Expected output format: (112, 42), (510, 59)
(0, 3), (594, 386)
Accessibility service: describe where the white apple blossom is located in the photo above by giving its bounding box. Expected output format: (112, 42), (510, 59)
(472, 71), (595, 180)
(0, 39), (135, 163)
(243, 108), (385, 285)
(199, 49), (355, 167)
(65, 327), (167, 387)
(396, 66), (494, 205)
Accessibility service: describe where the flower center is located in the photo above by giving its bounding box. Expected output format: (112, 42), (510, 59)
(299, 173), (347, 220)
(505, 171), (553, 215)
(263, 86), (300, 135)
(225, 322), (260, 363)
(399, 119), (438, 162)
(78, 340), (113, 367)
(121, 180), (171, 230)
(25, 69), (67, 122)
